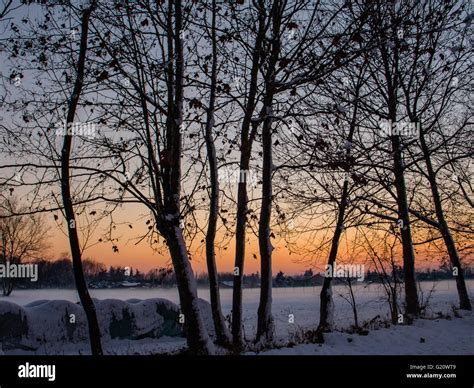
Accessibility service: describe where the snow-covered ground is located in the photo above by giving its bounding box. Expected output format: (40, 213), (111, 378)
(2, 280), (473, 355)
(255, 310), (474, 355)
(4, 336), (188, 356)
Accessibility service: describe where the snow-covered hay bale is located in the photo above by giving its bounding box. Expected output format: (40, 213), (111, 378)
(96, 299), (135, 339)
(97, 298), (182, 339)
(130, 298), (183, 338)
(0, 301), (29, 349)
(25, 300), (88, 346)
(0, 298), (185, 350)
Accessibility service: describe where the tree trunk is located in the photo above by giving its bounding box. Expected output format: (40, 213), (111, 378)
(371, 4), (420, 318)
(164, 224), (215, 354)
(232, 150), (250, 349)
(204, 0), (232, 347)
(390, 288), (398, 324)
(318, 95), (361, 332)
(348, 278), (359, 329)
(231, 7), (266, 350)
(158, 0), (214, 355)
(419, 126), (471, 310)
(2, 277), (13, 296)
(256, 106), (275, 343)
(60, 2), (103, 355)
(318, 186), (347, 332)
(1, 257), (13, 296)
(391, 134), (420, 317)
(255, 1), (283, 343)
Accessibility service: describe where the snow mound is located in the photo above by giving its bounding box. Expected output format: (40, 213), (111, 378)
(0, 298), (186, 351)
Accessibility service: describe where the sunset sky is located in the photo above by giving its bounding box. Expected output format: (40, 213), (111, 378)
(2, 1), (465, 278)
(50, 216), (312, 275)
(36, 190), (324, 275)
(45, 202), (443, 276)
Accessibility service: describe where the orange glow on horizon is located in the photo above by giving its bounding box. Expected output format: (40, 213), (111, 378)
(51, 231), (312, 275)
(49, 226), (445, 276)
(42, 198), (458, 276)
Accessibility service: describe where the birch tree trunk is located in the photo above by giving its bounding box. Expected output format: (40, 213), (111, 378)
(205, 0), (232, 346)
(255, 0), (283, 345)
(256, 104), (276, 343)
(158, 0), (214, 355)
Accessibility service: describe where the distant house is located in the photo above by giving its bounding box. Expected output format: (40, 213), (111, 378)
(120, 281), (141, 288)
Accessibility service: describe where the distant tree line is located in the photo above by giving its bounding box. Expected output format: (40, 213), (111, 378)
(8, 258), (172, 289)
(9, 258), (472, 290)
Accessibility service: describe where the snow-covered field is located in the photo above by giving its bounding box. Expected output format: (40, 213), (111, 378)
(2, 280), (473, 355)
(257, 311), (474, 355)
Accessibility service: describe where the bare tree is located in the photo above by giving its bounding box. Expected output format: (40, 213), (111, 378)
(357, 0), (472, 313)
(397, 0), (472, 310)
(360, 0), (421, 316)
(60, 1), (103, 356)
(230, 2), (267, 349)
(314, 63), (368, 333)
(84, 0), (215, 354)
(338, 276), (359, 331)
(255, 0), (285, 345)
(202, 0), (232, 347)
(228, 0), (369, 348)
(363, 230), (402, 325)
(0, 196), (50, 296)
